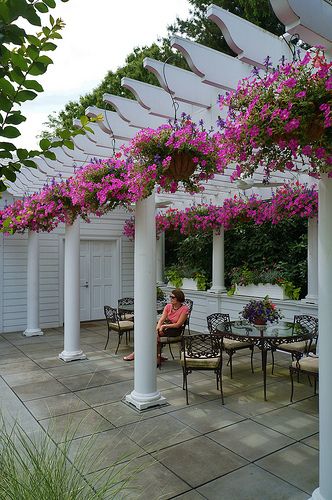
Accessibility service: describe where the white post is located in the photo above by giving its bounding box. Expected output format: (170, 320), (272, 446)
(23, 231), (43, 336)
(311, 175), (332, 500)
(156, 232), (165, 284)
(126, 192), (167, 410)
(304, 217), (318, 303)
(59, 220), (86, 362)
(210, 228), (227, 293)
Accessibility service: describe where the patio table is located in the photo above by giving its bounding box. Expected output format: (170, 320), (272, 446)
(118, 301), (165, 318)
(216, 320), (311, 401)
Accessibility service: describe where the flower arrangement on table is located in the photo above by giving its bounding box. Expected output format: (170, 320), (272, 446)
(241, 296), (283, 325)
(218, 48), (332, 180)
(123, 113), (223, 193)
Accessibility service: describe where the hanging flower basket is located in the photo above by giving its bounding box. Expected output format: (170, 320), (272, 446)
(124, 114), (224, 194)
(166, 152), (196, 181)
(218, 48), (332, 180)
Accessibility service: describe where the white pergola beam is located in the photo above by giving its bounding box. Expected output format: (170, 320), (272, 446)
(270, 0), (332, 51)
(143, 58), (216, 108)
(121, 77), (197, 119)
(207, 4), (292, 67)
(103, 93), (165, 129)
(171, 35), (250, 90)
(85, 106), (138, 139)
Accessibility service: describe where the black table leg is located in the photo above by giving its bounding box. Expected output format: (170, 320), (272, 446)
(261, 347), (268, 401)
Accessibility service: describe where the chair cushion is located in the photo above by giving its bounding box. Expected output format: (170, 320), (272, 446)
(121, 313), (134, 321)
(291, 356), (319, 373)
(223, 338), (252, 349)
(159, 336), (182, 344)
(180, 352), (220, 369)
(109, 321), (134, 331)
(279, 341), (307, 352)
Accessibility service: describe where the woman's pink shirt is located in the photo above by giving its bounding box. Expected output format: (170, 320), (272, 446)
(164, 303), (189, 324)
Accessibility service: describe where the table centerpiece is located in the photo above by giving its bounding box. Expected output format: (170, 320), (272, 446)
(241, 296), (283, 326)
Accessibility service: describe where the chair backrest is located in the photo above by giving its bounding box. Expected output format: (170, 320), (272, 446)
(183, 298), (193, 316)
(207, 313), (231, 335)
(118, 297), (134, 308)
(182, 334), (222, 360)
(293, 315), (318, 337)
(104, 305), (119, 325)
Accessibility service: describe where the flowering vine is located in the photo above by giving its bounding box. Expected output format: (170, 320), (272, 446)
(123, 182), (318, 239)
(218, 48), (332, 180)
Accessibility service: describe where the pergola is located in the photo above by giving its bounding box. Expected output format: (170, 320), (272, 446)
(4, 2), (332, 498)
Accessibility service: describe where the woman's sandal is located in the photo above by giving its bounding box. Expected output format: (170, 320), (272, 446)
(123, 353), (135, 361)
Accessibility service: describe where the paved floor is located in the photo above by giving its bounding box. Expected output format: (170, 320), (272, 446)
(0, 321), (319, 499)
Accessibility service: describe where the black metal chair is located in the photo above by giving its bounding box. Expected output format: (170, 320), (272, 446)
(290, 355), (319, 402)
(207, 313), (254, 379)
(180, 334), (224, 405)
(104, 305), (134, 353)
(272, 315), (318, 372)
(157, 299), (193, 366)
(183, 298), (193, 334)
(117, 297), (134, 321)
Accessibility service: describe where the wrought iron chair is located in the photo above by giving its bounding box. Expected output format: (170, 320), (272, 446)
(272, 315), (318, 372)
(207, 313), (254, 379)
(183, 298), (194, 334)
(180, 334), (224, 405)
(117, 297), (134, 321)
(104, 305), (134, 353)
(157, 299), (193, 367)
(290, 355), (319, 402)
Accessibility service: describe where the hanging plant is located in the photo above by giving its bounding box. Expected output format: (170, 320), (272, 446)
(218, 48), (332, 180)
(124, 113), (223, 193)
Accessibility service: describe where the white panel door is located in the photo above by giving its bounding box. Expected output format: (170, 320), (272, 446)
(80, 241), (90, 321)
(91, 240), (115, 319)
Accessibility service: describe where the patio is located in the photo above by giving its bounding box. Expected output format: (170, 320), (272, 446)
(0, 321), (318, 499)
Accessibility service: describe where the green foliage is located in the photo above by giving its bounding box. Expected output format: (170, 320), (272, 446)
(165, 266), (183, 288)
(165, 218), (308, 298)
(157, 286), (166, 300)
(0, 0), (100, 192)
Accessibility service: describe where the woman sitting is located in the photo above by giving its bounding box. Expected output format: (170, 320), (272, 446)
(123, 289), (188, 362)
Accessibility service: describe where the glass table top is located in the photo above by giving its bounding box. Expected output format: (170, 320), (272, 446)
(216, 320), (309, 340)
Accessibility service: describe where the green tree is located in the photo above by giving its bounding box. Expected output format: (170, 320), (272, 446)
(0, 0), (98, 192)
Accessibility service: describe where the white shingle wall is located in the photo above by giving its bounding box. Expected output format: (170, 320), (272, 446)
(0, 207), (134, 333)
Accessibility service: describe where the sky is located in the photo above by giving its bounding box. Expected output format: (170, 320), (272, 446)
(18, 0), (191, 148)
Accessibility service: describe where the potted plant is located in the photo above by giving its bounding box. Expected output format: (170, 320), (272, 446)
(241, 296), (283, 325)
(165, 266), (209, 291)
(228, 265), (300, 300)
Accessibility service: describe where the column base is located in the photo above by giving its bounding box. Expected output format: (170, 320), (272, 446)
(125, 390), (168, 410)
(23, 328), (44, 337)
(58, 350), (87, 362)
(209, 287), (227, 294)
(302, 295), (318, 304)
(310, 488), (327, 500)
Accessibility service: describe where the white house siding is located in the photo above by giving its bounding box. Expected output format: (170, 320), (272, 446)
(0, 205), (134, 333)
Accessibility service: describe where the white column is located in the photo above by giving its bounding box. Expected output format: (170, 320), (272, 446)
(304, 217), (318, 303)
(23, 231), (43, 337)
(126, 192), (167, 410)
(210, 228), (227, 293)
(59, 220), (86, 362)
(156, 232), (165, 284)
(311, 175), (332, 500)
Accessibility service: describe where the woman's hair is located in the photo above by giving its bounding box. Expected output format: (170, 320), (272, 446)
(172, 288), (185, 303)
